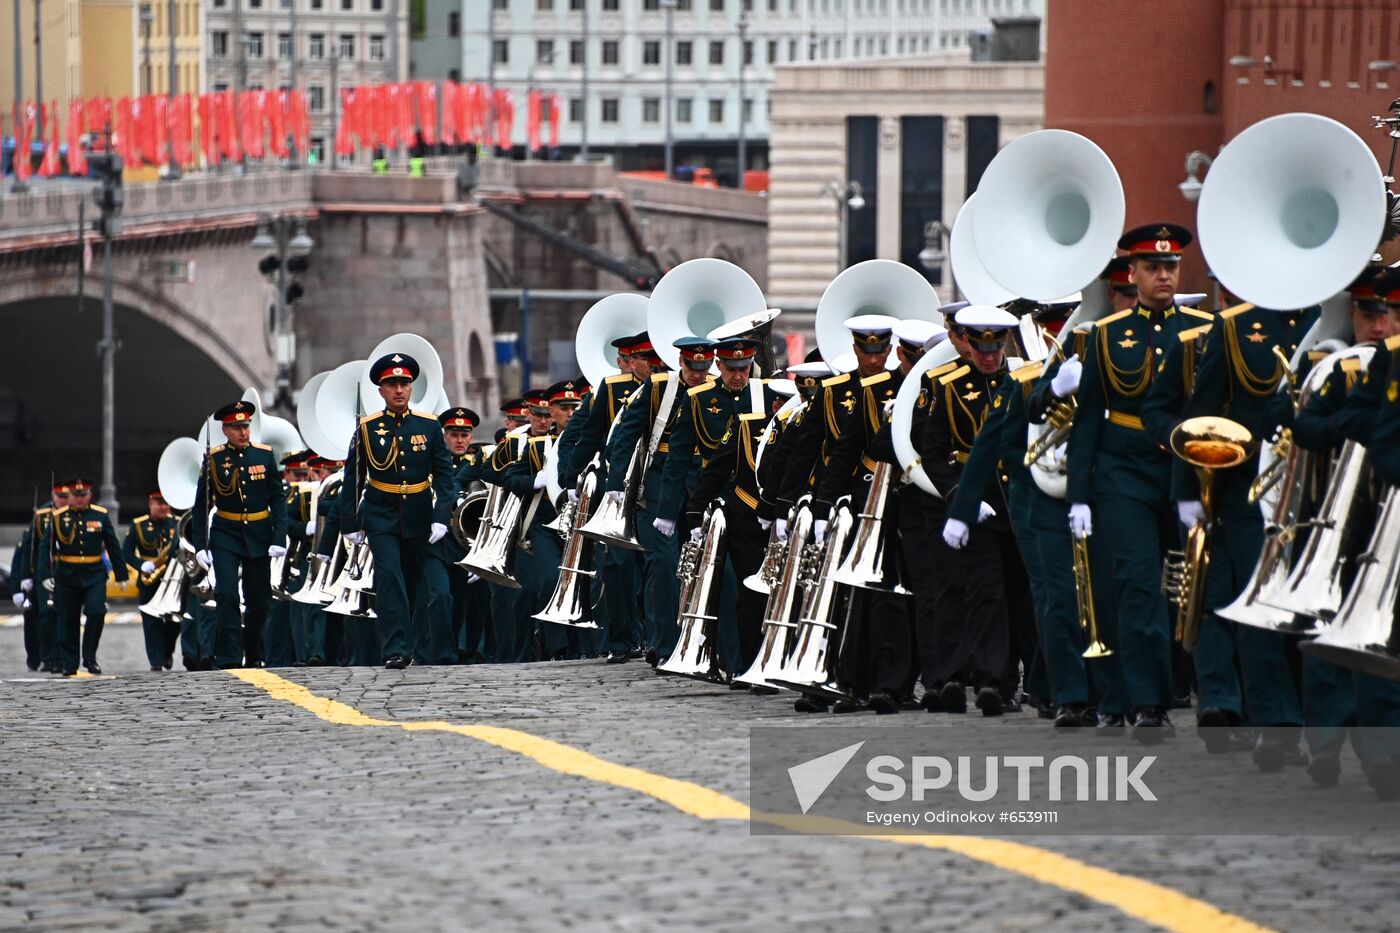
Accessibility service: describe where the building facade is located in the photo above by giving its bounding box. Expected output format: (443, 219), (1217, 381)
(415, 0), (1044, 185)
(203, 0), (408, 165)
(766, 47), (1043, 307)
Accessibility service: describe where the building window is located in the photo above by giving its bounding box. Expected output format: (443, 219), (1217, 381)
(213, 0), (224, 7)
(766, 39), (776, 62)
(247, 32), (265, 58)
(708, 98), (724, 122)
(448, 11), (459, 36)
(643, 40), (660, 65)
(308, 32), (324, 58)
(339, 34), (355, 58)
(570, 39), (584, 64)
(310, 138), (325, 163)
(645, 0), (659, 8)
(278, 32), (292, 58)
(371, 0), (382, 7)
(603, 0), (619, 8)
(214, 81), (229, 92)
(677, 98), (693, 122)
(642, 97), (660, 122)
(310, 0), (321, 8)
(742, 97), (753, 122)
(248, 0), (261, 8)
(537, 38), (554, 62)
(602, 98), (619, 122)
(494, 39), (509, 63)
(494, 0), (508, 8)
(743, 39), (753, 65)
(308, 85), (326, 111)
(677, 40), (693, 65)
(369, 34), (384, 60)
(710, 0), (723, 9)
(212, 30), (228, 57)
(538, 0), (553, 7)
(570, 0), (582, 8)
(339, 0), (350, 9)
(788, 39), (796, 60)
(709, 40), (724, 64)
(569, 98), (583, 122)
(602, 40), (618, 64)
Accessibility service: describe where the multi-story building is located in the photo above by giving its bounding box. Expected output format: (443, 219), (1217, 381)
(413, 0), (1044, 184)
(203, 0), (408, 165)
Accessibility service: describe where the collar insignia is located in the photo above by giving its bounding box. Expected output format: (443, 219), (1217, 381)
(1246, 331), (1267, 343)
(1118, 337), (1138, 349)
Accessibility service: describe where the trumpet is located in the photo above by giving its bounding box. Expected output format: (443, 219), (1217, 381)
(1072, 531), (1111, 658)
(1248, 428), (1292, 505)
(1023, 396), (1076, 468)
(139, 543), (172, 587)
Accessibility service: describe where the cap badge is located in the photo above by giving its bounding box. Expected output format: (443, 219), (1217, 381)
(391, 354), (403, 362)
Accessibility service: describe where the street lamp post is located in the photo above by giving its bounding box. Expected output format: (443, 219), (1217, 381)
(1178, 150), (1213, 202)
(579, 0), (590, 159)
(252, 214), (315, 414)
(820, 179), (865, 271)
(917, 219), (957, 301)
(10, 0), (23, 193)
(662, 0), (676, 178)
(288, 0), (299, 165)
(328, 49), (341, 170)
(736, 12), (748, 188)
(140, 3), (154, 97)
(166, 0), (181, 178)
(33, 0), (42, 139)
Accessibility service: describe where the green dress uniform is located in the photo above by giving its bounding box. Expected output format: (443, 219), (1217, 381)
(770, 371), (863, 516)
(37, 502), (127, 674)
(11, 505), (56, 670)
(1069, 302), (1214, 716)
(606, 372), (694, 657)
(266, 480), (312, 667)
(480, 428), (540, 662)
(191, 439), (288, 667)
(122, 512), (180, 670)
(444, 447), (493, 663)
(342, 407), (456, 665)
(502, 433), (575, 661)
(1163, 304), (1303, 729)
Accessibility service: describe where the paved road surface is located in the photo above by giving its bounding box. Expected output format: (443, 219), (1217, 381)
(2, 626), (1395, 932)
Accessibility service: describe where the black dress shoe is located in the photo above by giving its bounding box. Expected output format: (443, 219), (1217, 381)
(1171, 693), (1193, 710)
(728, 679), (750, 691)
(975, 686), (1004, 717)
(940, 681), (967, 714)
(150, 665), (163, 672)
(1307, 752), (1341, 788)
(645, 649), (659, 667)
(1367, 758), (1400, 801)
(605, 652), (631, 665)
(794, 696), (830, 714)
(919, 691), (944, 713)
(62, 668), (77, 677)
(1001, 698), (1023, 714)
(1037, 702), (1057, 720)
(832, 697), (868, 714)
(1251, 733), (1302, 772)
(1053, 704), (1085, 728)
(26, 663), (39, 672)
(749, 684), (779, 696)
(292, 660), (308, 668)
(628, 647), (646, 659)
(899, 695), (921, 712)
(1095, 712), (1126, 735)
(83, 662), (102, 675)
(1197, 707), (1235, 754)
(384, 655), (408, 670)
(868, 691), (901, 715)
(1131, 707), (1166, 745)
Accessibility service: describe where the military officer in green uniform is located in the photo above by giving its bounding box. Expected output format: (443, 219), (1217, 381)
(1066, 224), (1213, 742)
(293, 456), (339, 665)
(123, 490), (180, 671)
(192, 400), (288, 668)
(266, 451), (314, 666)
(11, 479), (69, 672)
(342, 353), (456, 669)
(604, 336), (716, 661)
(36, 478), (127, 676)
(434, 406), (487, 662)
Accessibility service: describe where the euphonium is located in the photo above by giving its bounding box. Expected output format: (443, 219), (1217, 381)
(326, 539), (376, 617)
(770, 502), (855, 697)
(534, 468), (601, 628)
(658, 502), (727, 681)
(143, 552), (189, 620)
(1161, 416), (1255, 650)
(744, 518), (786, 594)
(459, 484), (525, 589)
(449, 482), (490, 550)
(579, 446), (645, 550)
(735, 506), (813, 689)
(831, 460), (896, 589)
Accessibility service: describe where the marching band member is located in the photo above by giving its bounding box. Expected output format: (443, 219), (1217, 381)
(341, 354), (456, 670)
(122, 490), (179, 672)
(11, 478), (69, 672)
(191, 400), (288, 668)
(920, 307), (1027, 717)
(36, 478), (128, 676)
(266, 451), (313, 667)
(293, 455), (338, 666)
(1066, 225), (1212, 742)
(605, 336), (716, 662)
(436, 406), (490, 663)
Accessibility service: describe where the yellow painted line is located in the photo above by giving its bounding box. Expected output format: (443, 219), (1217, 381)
(228, 669), (1273, 933)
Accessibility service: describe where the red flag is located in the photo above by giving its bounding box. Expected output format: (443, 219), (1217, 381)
(439, 82), (458, 146)
(549, 93), (562, 150)
(115, 97), (137, 166)
(459, 84), (476, 145)
(240, 91), (264, 160)
(67, 98), (88, 175)
(417, 81), (438, 146)
(220, 91), (242, 162)
(495, 88), (514, 152)
(266, 89), (288, 159)
(14, 102), (35, 180)
(197, 94), (215, 166)
(173, 93), (194, 168)
(38, 103), (61, 177)
(152, 94), (170, 167)
(85, 97), (106, 138)
(288, 90), (310, 158)
(526, 90), (541, 153)
(335, 88), (356, 157)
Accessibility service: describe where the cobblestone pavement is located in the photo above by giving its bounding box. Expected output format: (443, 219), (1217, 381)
(3, 626), (1398, 932)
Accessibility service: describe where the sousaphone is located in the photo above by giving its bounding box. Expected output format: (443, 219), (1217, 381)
(646, 259), (767, 371)
(577, 293), (650, 386)
(814, 259), (943, 363)
(357, 333), (446, 415)
(157, 436), (204, 510)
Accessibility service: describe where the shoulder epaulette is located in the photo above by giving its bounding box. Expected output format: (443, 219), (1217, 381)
(687, 382), (713, 398)
(939, 364), (972, 386)
(1095, 309), (1133, 328)
(35, 506), (51, 516)
(739, 412), (767, 422)
(1340, 358), (1364, 373)
(924, 361), (961, 383)
(209, 444), (227, 454)
(1182, 307), (1215, 321)
(1220, 302), (1256, 320)
(132, 514), (149, 524)
(251, 442), (272, 451)
(650, 372), (670, 384)
(53, 506), (69, 515)
(89, 504), (108, 514)
(1009, 361), (1045, 384)
(359, 412), (381, 425)
(821, 373), (852, 389)
(604, 373), (633, 385)
(1073, 321), (1096, 334)
(526, 434), (551, 447)
(411, 410), (436, 420)
(1307, 350), (1330, 363)
(1178, 324), (1213, 344)
(859, 371), (892, 388)
(1384, 334), (1400, 351)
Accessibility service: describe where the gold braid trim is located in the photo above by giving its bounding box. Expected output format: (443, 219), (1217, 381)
(1222, 316), (1286, 399)
(1099, 321), (1153, 399)
(360, 422), (400, 471)
(54, 511), (78, 546)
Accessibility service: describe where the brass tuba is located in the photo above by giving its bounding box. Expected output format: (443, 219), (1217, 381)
(534, 468), (602, 629)
(734, 506), (813, 689)
(1161, 416), (1255, 649)
(458, 481), (525, 589)
(657, 501), (727, 681)
(770, 501), (856, 698)
(830, 457), (897, 590)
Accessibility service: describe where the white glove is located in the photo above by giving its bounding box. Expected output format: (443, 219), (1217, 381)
(1050, 354), (1082, 398)
(20, 578), (33, 594)
(429, 522), (448, 544)
(532, 471), (549, 491)
(1068, 503), (1092, 537)
(466, 572), (481, 584)
(344, 531), (366, 545)
(268, 545), (287, 559)
(943, 518), (970, 549)
(758, 517), (773, 532)
(813, 519), (828, 544)
(196, 550), (214, 571)
(12, 592), (25, 608)
(568, 488), (580, 505)
(977, 501), (997, 523)
(775, 518), (789, 542)
(140, 561), (156, 574)
(1177, 500), (1206, 529)
(653, 517), (676, 538)
(689, 527), (704, 543)
(305, 520), (317, 537)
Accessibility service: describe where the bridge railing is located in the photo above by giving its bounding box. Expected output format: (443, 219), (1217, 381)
(0, 170), (316, 241)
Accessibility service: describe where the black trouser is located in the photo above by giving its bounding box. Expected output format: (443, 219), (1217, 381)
(724, 507), (768, 675)
(21, 601), (41, 669)
(957, 515), (1033, 698)
(212, 547), (272, 667)
(920, 497), (970, 688)
(54, 575), (107, 672)
(866, 491), (921, 696)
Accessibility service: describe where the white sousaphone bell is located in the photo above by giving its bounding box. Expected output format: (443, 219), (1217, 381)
(576, 292), (650, 386)
(357, 333), (446, 416)
(813, 259), (943, 364)
(157, 436), (205, 510)
(949, 193), (1016, 307)
(646, 258), (767, 371)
